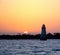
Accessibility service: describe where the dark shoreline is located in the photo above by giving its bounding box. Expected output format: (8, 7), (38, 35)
(0, 33), (60, 39)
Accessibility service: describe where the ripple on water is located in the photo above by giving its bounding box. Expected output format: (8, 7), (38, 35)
(52, 49), (60, 51)
(0, 40), (60, 55)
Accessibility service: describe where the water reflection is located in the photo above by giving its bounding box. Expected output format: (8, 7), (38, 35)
(0, 40), (60, 55)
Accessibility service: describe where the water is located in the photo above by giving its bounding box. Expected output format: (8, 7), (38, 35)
(0, 40), (60, 55)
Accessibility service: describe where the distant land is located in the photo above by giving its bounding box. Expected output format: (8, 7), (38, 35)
(0, 33), (60, 39)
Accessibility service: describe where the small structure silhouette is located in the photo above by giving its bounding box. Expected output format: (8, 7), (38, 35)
(40, 24), (47, 40)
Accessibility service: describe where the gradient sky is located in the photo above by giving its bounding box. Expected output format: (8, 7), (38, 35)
(0, 0), (60, 34)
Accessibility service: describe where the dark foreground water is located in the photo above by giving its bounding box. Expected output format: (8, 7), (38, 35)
(0, 40), (60, 55)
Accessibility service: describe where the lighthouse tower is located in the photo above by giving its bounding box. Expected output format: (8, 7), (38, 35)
(40, 24), (47, 40)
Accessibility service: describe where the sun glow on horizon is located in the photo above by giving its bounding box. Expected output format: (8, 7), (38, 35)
(24, 31), (28, 34)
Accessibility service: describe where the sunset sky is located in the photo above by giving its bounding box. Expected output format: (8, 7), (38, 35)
(0, 0), (60, 34)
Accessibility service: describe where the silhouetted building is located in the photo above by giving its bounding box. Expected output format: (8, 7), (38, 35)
(40, 24), (47, 40)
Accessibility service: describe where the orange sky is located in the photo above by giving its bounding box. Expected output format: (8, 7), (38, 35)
(0, 0), (60, 34)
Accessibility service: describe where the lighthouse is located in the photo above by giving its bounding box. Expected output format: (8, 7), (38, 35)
(40, 24), (47, 40)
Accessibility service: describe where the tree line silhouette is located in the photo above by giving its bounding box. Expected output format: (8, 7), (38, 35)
(0, 33), (60, 39)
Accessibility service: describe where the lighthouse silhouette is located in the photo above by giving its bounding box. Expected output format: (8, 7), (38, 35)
(40, 24), (47, 40)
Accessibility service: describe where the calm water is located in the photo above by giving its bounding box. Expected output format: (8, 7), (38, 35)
(0, 40), (60, 55)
